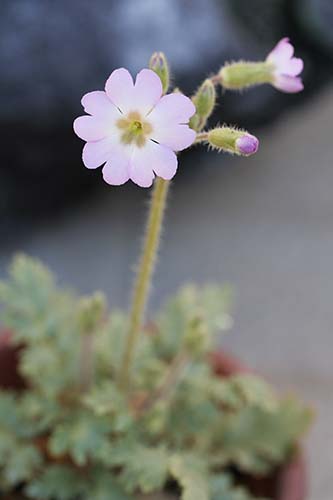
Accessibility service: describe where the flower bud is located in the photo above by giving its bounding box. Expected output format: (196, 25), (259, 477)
(219, 62), (273, 90)
(190, 79), (216, 131)
(183, 317), (211, 357)
(208, 127), (259, 156)
(235, 134), (259, 156)
(78, 292), (107, 333)
(149, 52), (170, 94)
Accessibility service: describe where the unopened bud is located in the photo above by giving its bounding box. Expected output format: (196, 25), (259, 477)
(235, 134), (259, 156)
(219, 62), (273, 91)
(149, 52), (170, 94)
(78, 292), (107, 333)
(208, 127), (259, 156)
(190, 79), (216, 131)
(184, 317), (211, 357)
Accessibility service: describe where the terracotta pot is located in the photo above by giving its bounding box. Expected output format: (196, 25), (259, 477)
(0, 331), (307, 500)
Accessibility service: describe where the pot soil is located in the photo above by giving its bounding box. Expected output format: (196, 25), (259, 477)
(0, 331), (307, 500)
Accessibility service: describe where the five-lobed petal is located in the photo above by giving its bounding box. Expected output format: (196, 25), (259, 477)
(74, 68), (196, 188)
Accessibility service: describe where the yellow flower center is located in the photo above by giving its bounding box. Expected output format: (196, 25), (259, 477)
(117, 111), (153, 147)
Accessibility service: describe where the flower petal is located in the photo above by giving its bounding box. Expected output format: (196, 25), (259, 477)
(148, 93), (196, 125)
(148, 93), (196, 151)
(283, 57), (304, 77)
(271, 57), (304, 77)
(129, 146), (156, 188)
(82, 138), (115, 169)
(267, 37), (294, 66)
(73, 116), (108, 141)
(105, 68), (134, 114)
(140, 140), (178, 180)
(151, 123), (196, 152)
(81, 91), (120, 118)
(102, 148), (130, 186)
(133, 69), (163, 115)
(273, 75), (304, 93)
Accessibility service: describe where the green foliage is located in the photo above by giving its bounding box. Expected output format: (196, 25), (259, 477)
(153, 284), (233, 360)
(169, 455), (209, 500)
(25, 466), (131, 500)
(118, 445), (169, 494)
(0, 256), (312, 499)
(48, 411), (111, 466)
(211, 374), (278, 412)
(25, 466), (86, 500)
(211, 398), (313, 475)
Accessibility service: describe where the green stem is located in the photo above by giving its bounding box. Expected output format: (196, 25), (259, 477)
(120, 177), (170, 390)
(79, 333), (94, 393)
(136, 350), (188, 415)
(210, 74), (221, 86)
(195, 132), (208, 143)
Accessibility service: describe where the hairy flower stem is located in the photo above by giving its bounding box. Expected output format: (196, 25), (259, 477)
(210, 74), (221, 86)
(195, 132), (208, 143)
(120, 178), (170, 390)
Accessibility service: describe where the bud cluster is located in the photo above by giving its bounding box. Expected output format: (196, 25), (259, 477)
(148, 41), (303, 165)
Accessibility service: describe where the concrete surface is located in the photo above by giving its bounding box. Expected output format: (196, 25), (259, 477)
(1, 86), (333, 499)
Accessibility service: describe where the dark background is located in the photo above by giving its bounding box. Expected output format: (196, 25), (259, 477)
(1, 2), (333, 497)
(1, 0), (332, 221)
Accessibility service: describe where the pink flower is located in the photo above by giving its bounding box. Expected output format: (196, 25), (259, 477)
(73, 69), (196, 187)
(266, 38), (304, 93)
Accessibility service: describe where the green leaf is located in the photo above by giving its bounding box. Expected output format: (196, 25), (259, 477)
(18, 340), (80, 399)
(25, 466), (86, 500)
(49, 412), (111, 466)
(18, 392), (62, 432)
(4, 445), (42, 486)
(212, 374), (278, 412)
(89, 469), (133, 500)
(83, 381), (133, 432)
(94, 310), (129, 376)
(169, 454), (209, 500)
(155, 285), (232, 360)
(212, 398), (313, 474)
(0, 428), (16, 466)
(0, 392), (20, 432)
(119, 445), (169, 494)
(1, 254), (55, 309)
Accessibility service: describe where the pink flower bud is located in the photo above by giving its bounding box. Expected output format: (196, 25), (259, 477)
(235, 134), (259, 156)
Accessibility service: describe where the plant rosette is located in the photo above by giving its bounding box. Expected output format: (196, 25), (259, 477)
(0, 326), (308, 500)
(0, 258), (311, 500)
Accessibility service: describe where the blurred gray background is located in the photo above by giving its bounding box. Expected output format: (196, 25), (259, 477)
(1, 1), (333, 499)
